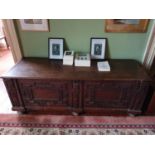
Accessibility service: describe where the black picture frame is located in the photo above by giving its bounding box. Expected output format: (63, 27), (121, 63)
(48, 38), (64, 59)
(90, 38), (107, 59)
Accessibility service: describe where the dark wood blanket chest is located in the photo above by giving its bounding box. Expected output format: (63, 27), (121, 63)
(2, 58), (151, 115)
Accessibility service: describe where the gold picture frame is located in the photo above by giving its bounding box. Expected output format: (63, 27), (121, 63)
(105, 19), (149, 33)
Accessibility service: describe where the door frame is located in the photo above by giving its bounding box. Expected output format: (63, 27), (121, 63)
(2, 19), (22, 63)
(143, 21), (155, 69)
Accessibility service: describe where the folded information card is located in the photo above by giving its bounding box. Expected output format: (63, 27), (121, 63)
(97, 61), (111, 72)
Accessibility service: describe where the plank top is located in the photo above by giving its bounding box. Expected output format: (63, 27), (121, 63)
(1, 58), (151, 81)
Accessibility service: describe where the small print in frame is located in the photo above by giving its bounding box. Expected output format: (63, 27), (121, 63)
(90, 38), (107, 59)
(94, 44), (102, 55)
(48, 38), (64, 59)
(52, 44), (60, 55)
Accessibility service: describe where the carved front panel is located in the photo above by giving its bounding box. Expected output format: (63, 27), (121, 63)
(83, 81), (141, 109)
(17, 79), (72, 107)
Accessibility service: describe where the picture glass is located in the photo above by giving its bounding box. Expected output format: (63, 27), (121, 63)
(91, 38), (106, 59)
(105, 19), (149, 32)
(19, 19), (49, 31)
(94, 44), (102, 55)
(48, 38), (64, 59)
(24, 19), (43, 25)
(113, 19), (140, 25)
(52, 44), (60, 56)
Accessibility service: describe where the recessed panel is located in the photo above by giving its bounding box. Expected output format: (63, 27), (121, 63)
(95, 88), (121, 101)
(33, 88), (58, 100)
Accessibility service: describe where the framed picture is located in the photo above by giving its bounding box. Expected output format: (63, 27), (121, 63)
(105, 19), (149, 33)
(48, 38), (64, 59)
(90, 38), (107, 59)
(19, 19), (49, 31)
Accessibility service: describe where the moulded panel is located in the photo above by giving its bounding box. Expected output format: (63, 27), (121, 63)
(17, 79), (72, 108)
(83, 81), (141, 109)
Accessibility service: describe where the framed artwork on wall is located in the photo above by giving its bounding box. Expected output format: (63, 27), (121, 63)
(48, 38), (64, 59)
(19, 19), (49, 31)
(90, 38), (107, 59)
(105, 19), (149, 33)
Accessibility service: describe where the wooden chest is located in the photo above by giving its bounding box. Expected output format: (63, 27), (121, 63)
(1, 58), (151, 116)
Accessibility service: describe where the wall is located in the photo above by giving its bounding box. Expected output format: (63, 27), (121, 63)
(15, 19), (153, 62)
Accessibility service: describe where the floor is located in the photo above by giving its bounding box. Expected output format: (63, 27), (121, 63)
(0, 48), (17, 114)
(0, 48), (14, 75)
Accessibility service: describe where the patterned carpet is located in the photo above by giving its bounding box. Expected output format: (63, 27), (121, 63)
(0, 114), (155, 135)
